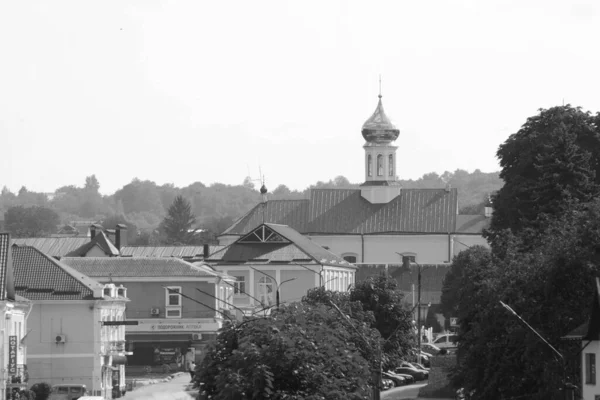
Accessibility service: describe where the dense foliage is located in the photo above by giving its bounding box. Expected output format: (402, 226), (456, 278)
(160, 195), (199, 244)
(443, 105), (600, 400)
(1, 170), (502, 241)
(30, 382), (51, 400)
(197, 303), (374, 400)
(4, 205), (59, 237)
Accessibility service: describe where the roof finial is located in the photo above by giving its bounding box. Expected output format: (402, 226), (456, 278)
(378, 75), (382, 99)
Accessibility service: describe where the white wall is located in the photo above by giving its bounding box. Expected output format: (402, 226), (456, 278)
(582, 340), (600, 400)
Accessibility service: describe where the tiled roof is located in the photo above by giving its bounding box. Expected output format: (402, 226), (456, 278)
(120, 245), (224, 258)
(11, 237), (89, 258)
(208, 223), (355, 268)
(61, 257), (227, 279)
(455, 215), (491, 234)
(222, 188), (458, 236)
(11, 245), (104, 300)
(0, 233), (9, 300)
(65, 231), (120, 257)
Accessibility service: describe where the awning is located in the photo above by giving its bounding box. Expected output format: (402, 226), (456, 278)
(112, 355), (128, 365)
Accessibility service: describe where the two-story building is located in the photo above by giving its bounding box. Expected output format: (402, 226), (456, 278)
(11, 245), (128, 399)
(61, 256), (235, 368)
(205, 223), (357, 313)
(0, 234), (32, 400)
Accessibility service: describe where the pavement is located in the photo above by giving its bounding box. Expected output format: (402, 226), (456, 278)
(380, 382), (452, 400)
(123, 372), (197, 400)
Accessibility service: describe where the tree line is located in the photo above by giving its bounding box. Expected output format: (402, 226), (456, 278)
(1, 169), (502, 243)
(440, 105), (600, 399)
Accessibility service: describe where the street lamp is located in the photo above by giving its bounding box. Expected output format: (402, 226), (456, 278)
(248, 266), (296, 309)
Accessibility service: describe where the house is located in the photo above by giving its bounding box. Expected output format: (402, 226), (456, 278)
(11, 245), (129, 399)
(64, 226), (121, 257)
(562, 278), (600, 400)
(219, 94), (490, 266)
(60, 256), (235, 367)
(205, 223), (357, 313)
(0, 233), (32, 400)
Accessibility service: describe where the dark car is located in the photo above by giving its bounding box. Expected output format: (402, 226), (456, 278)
(421, 343), (442, 355)
(382, 371), (406, 387)
(394, 366), (427, 381)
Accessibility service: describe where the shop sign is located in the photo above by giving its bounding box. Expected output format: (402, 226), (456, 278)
(8, 336), (17, 375)
(150, 323), (203, 331)
(153, 346), (183, 364)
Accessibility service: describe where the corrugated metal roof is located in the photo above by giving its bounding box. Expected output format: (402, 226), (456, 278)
(455, 215), (491, 234)
(11, 245), (103, 300)
(209, 223), (355, 268)
(11, 237), (89, 258)
(223, 188), (458, 235)
(61, 257), (224, 278)
(120, 245), (224, 258)
(0, 233), (9, 300)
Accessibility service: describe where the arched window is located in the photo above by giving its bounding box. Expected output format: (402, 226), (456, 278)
(367, 155), (373, 177)
(258, 276), (274, 305)
(389, 154), (394, 177)
(377, 154), (383, 176)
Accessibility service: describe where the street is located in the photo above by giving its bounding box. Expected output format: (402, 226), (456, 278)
(123, 373), (195, 400)
(381, 383), (434, 400)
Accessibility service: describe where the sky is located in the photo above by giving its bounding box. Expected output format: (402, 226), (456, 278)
(1, 0), (600, 196)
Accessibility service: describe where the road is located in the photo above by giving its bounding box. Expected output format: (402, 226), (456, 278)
(381, 383), (429, 400)
(123, 373), (195, 400)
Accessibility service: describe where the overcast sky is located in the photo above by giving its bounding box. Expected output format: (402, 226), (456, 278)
(2, 0), (599, 195)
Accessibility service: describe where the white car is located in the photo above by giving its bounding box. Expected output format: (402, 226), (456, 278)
(432, 334), (458, 349)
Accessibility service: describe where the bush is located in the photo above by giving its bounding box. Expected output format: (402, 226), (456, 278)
(30, 383), (51, 400)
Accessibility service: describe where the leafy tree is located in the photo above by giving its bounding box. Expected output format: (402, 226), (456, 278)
(100, 214), (138, 244)
(161, 195), (198, 244)
(84, 174), (100, 193)
(5, 206), (59, 237)
(489, 105), (600, 239)
(198, 303), (373, 399)
(30, 382), (51, 400)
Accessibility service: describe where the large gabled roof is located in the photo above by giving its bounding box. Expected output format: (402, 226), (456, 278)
(11, 237), (90, 258)
(61, 257), (233, 279)
(65, 231), (120, 257)
(120, 245), (224, 258)
(209, 223), (355, 268)
(11, 245), (104, 300)
(222, 188), (458, 236)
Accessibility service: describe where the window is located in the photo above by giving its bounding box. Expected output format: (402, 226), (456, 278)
(233, 276), (246, 295)
(258, 277), (274, 305)
(388, 154), (394, 177)
(367, 155), (373, 177)
(586, 353), (596, 384)
(343, 255), (357, 263)
(165, 287), (182, 318)
(377, 154), (383, 176)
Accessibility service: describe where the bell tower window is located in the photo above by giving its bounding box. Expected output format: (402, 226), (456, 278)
(389, 154), (394, 177)
(377, 154), (383, 176)
(367, 154), (373, 177)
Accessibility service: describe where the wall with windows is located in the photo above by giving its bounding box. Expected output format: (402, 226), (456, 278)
(582, 341), (600, 400)
(309, 234), (451, 264)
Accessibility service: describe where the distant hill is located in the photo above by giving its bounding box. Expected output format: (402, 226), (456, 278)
(0, 169), (503, 239)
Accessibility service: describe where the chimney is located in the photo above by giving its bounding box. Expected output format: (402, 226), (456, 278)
(203, 244), (210, 259)
(90, 224), (103, 239)
(116, 224), (128, 250)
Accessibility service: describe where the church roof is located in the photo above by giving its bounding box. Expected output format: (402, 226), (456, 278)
(361, 95), (400, 143)
(222, 188), (458, 236)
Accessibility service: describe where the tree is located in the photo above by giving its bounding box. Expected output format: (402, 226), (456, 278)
(198, 303), (373, 399)
(5, 206), (59, 237)
(161, 195), (198, 244)
(84, 174), (100, 194)
(488, 105), (600, 239)
(30, 382), (51, 400)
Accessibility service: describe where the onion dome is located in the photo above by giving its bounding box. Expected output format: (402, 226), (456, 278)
(260, 184), (268, 194)
(361, 95), (400, 143)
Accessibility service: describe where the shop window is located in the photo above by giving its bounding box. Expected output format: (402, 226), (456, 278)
(586, 353), (596, 384)
(165, 287), (182, 319)
(233, 276), (246, 295)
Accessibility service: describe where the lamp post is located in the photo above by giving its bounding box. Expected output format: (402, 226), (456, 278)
(248, 267), (296, 309)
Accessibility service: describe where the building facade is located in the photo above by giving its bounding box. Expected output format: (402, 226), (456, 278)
(61, 257), (235, 368)
(11, 245), (128, 399)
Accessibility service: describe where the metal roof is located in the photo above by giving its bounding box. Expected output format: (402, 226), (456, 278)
(0, 233), (9, 300)
(11, 237), (89, 258)
(120, 245), (224, 258)
(223, 188), (458, 236)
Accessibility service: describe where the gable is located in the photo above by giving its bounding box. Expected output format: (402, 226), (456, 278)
(238, 225), (290, 244)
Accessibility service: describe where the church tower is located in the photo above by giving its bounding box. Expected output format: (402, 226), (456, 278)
(360, 91), (402, 203)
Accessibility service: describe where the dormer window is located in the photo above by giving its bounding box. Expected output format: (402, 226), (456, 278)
(103, 288), (112, 297)
(117, 286), (126, 297)
(377, 154), (383, 176)
(388, 154), (394, 177)
(367, 155), (373, 177)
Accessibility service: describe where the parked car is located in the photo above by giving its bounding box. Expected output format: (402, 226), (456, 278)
(381, 378), (395, 391)
(393, 366), (427, 381)
(410, 362), (430, 372)
(421, 343), (442, 355)
(382, 371), (406, 387)
(432, 334), (458, 349)
(49, 384), (88, 400)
